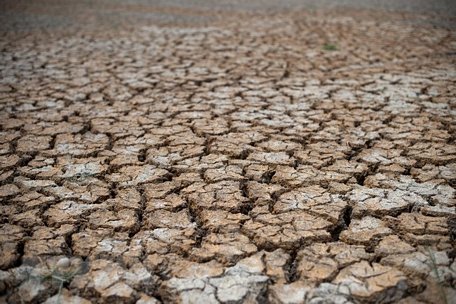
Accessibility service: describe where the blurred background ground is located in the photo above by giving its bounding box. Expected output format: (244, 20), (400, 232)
(1, 0), (455, 34)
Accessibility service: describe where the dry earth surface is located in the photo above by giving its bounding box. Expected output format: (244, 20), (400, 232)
(0, 0), (456, 303)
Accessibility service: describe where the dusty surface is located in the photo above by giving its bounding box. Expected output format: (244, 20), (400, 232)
(0, 0), (456, 303)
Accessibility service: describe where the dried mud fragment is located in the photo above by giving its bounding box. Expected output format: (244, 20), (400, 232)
(0, 225), (24, 269)
(333, 261), (408, 303)
(340, 216), (392, 245)
(296, 242), (372, 283)
(160, 254), (269, 303)
(107, 165), (169, 187)
(243, 211), (333, 249)
(191, 232), (257, 264)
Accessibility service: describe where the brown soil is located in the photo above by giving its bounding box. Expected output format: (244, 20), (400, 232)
(0, 1), (455, 303)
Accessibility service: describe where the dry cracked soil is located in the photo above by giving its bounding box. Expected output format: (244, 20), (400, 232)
(0, 0), (455, 303)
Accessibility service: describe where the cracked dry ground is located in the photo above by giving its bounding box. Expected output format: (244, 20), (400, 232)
(1, 3), (456, 304)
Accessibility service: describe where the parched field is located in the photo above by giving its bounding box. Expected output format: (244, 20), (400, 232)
(0, 0), (455, 303)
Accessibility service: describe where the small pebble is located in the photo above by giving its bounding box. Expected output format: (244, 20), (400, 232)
(56, 257), (71, 268)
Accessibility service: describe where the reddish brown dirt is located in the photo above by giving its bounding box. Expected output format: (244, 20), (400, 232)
(0, 1), (455, 303)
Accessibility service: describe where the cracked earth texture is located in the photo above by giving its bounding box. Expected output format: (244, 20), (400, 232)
(1, 0), (456, 303)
